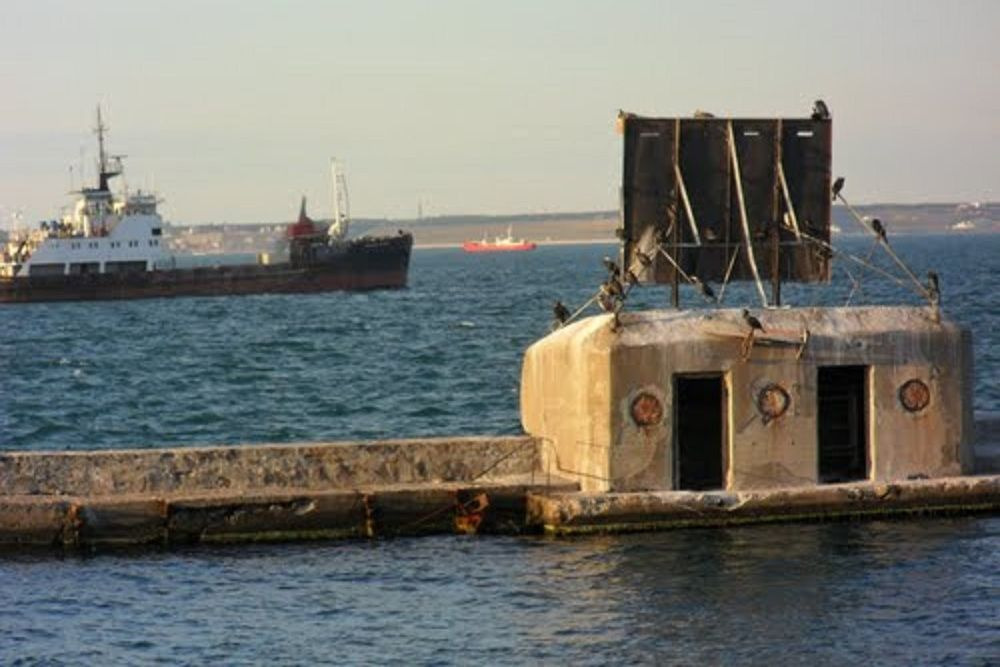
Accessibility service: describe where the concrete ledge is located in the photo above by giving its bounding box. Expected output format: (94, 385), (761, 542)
(528, 475), (1000, 535)
(0, 475), (580, 551)
(0, 436), (538, 497)
(0, 497), (73, 547)
(2, 430), (997, 551)
(167, 491), (370, 544)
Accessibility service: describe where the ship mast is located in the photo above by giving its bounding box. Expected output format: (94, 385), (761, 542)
(94, 106), (122, 192)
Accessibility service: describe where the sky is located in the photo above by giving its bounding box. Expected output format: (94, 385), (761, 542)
(0, 0), (997, 225)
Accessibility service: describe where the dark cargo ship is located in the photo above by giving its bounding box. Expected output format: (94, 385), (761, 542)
(0, 111), (412, 304)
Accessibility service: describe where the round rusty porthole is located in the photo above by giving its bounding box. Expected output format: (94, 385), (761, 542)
(757, 383), (790, 423)
(899, 379), (930, 412)
(630, 392), (663, 427)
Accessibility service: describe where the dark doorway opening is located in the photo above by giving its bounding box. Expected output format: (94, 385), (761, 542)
(675, 375), (725, 490)
(817, 366), (868, 483)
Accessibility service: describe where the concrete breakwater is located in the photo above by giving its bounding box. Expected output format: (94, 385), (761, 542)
(1, 424), (998, 552)
(0, 436), (578, 549)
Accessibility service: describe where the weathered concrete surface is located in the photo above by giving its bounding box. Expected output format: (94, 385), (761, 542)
(0, 435), (588, 550)
(0, 436), (537, 497)
(522, 307), (974, 492)
(528, 474), (1000, 534)
(0, 475), (581, 550)
(1, 430), (996, 552)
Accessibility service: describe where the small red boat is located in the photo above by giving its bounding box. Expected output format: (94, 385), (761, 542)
(462, 226), (537, 252)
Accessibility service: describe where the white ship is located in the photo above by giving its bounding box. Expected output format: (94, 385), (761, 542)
(1, 108), (171, 280)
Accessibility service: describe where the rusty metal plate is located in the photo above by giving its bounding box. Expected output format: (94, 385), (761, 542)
(899, 379), (931, 413)
(757, 383), (791, 424)
(622, 115), (832, 285)
(630, 392), (664, 427)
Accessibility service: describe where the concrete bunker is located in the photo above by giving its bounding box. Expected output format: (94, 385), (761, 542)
(521, 306), (974, 493)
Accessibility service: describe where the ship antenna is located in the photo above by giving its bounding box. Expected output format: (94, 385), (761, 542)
(96, 106), (108, 189)
(93, 105), (122, 191)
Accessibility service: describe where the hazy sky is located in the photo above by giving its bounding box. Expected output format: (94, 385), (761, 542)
(1, 0), (997, 225)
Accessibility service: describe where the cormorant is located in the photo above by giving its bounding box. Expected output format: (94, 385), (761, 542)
(602, 257), (620, 276)
(872, 218), (888, 243)
(553, 300), (571, 324)
(691, 276), (716, 302)
(927, 271), (940, 301)
(832, 176), (845, 200)
(604, 276), (625, 298)
(742, 308), (765, 332)
(811, 99), (830, 120)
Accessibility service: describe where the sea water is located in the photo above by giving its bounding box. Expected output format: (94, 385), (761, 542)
(0, 235), (997, 664)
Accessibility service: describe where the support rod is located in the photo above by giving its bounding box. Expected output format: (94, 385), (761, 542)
(674, 164), (702, 245)
(836, 192), (932, 301)
(777, 162), (802, 241)
(727, 121), (769, 308)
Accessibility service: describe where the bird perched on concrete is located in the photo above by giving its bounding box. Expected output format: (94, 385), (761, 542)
(927, 271), (940, 302)
(624, 269), (641, 287)
(871, 218), (888, 244)
(602, 256), (620, 277)
(634, 250), (653, 267)
(811, 100), (831, 120)
(832, 176), (845, 200)
(691, 276), (717, 302)
(553, 300), (571, 325)
(742, 308), (765, 332)
(598, 283), (621, 312)
(603, 276), (625, 298)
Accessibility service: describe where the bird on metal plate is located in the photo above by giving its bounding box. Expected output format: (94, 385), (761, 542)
(691, 276), (716, 302)
(832, 176), (845, 200)
(811, 100), (831, 120)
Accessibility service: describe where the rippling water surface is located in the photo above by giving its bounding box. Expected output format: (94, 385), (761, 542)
(1, 235), (998, 664)
(2, 235), (997, 451)
(1, 519), (997, 664)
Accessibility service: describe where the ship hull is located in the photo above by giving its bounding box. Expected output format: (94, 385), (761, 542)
(0, 234), (412, 304)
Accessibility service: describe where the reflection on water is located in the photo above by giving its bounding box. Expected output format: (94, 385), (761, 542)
(0, 516), (996, 664)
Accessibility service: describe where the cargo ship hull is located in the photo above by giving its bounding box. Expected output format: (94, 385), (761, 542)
(0, 233), (412, 304)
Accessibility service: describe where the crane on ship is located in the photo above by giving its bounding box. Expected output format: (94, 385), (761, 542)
(328, 159), (350, 240)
